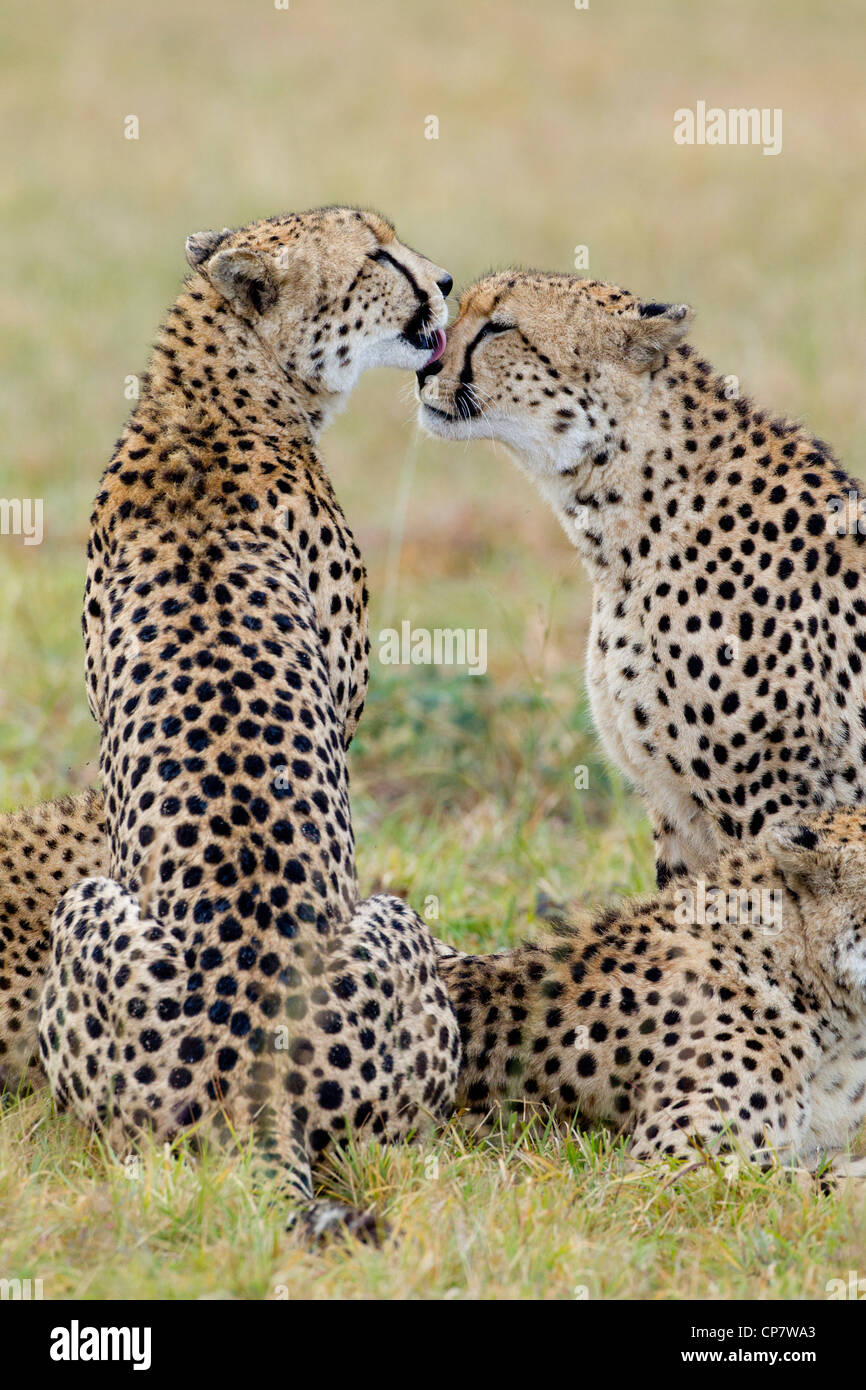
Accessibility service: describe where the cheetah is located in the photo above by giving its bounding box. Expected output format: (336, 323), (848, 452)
(10, 207), (462, 1241)
(418, 272), (866, 888)
(0, 791), (106, 1097)
(438, 808), (866, 1166)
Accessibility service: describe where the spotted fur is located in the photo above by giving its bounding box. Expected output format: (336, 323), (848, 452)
(419, 272), (866, 887)
(439, 808), (866, 1165)
(5, 208), (461, 1241)
(0, 791), (106, 1096)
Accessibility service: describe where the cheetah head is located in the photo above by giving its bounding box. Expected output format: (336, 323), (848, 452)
(417, 270), (693, 487)
(766, 810), (866, 996)
(185, 207), (451, 403)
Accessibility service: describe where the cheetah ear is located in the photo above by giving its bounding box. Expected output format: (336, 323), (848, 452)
(184, 228), (232, 269)
(622, 302), (694, 371)
(205, 246), (279, 318)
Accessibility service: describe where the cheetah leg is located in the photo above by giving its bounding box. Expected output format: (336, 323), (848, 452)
(40, 880), (458, 1245)
(629, 1101), (743, 1164)
(435, 944), (553, 1130)
(629, 1069), (804, 1167)
(0, 789), (106, 1096)
(39, 876), (385, 1243)
(38, 876), (207, 1140)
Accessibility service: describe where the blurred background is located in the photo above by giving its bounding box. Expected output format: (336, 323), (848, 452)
(1, 0), (864, 942)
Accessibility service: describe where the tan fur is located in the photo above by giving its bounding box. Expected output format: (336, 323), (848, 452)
(420, 272), (866, 888)
(0, 791), (106, 1093)
(440, 808), (866, 1164)
(3, 208), (459, 1242)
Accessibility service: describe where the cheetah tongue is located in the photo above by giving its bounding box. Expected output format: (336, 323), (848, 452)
(423, 329), (447, 366)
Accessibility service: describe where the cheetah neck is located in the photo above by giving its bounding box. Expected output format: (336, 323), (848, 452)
(94, 280), (356, 560)
(140, 280), (341, 445)
(527, 350), (827, 583)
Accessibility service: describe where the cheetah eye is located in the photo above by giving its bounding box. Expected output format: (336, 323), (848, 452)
(482, 321), (513, 337)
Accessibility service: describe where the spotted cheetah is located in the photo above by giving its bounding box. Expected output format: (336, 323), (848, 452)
(8, 208), (461, 1241)
(418, 273), (866, 887)
(438, 808), (866, 1164)
(0, 791), (106, 1097)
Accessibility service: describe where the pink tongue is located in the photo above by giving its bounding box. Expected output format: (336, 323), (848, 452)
(424, 329), (447, 366)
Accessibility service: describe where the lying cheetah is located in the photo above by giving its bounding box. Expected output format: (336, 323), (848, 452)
(7, 208), (462, 1240)
(0, 791), (106, 1096)
(439, 808), (866, 1164)
(418, 273), (866, 887)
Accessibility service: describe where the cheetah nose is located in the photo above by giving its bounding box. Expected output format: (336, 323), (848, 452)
(437, 273), (453, 297)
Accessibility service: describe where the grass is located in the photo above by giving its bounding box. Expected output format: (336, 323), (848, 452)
(1, 0), (865, 1299)
(3, 1094), (862, 1300)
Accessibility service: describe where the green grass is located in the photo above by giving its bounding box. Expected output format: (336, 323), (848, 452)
(3, 1093), (862, 1300)
(2, 0), (865, 1299)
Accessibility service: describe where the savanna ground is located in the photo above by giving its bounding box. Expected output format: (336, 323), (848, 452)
(1, 0), (865, 1300)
